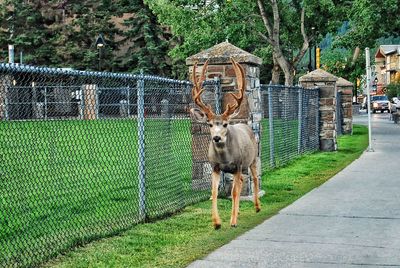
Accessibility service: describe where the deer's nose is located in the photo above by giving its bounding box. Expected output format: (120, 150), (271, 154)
(213, 136), (221, 143)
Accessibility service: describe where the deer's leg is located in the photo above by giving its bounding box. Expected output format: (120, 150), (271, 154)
(250, 162), (261, 213)
(230, 171), (243, 227)
(211, 166), (221, 229)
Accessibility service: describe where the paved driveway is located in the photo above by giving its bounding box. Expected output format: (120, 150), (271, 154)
(189, 112), (400, 267)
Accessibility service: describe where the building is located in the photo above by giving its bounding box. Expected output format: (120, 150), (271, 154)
(374, 45), (400, 93)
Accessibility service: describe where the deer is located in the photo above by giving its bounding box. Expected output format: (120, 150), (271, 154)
(190, 58), (261, 229)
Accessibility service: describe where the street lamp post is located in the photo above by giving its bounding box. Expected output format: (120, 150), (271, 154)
(95, 34), (106, 71)
(308, 27), (315, 72)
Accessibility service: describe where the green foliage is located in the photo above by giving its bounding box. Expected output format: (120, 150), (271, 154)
(146, 0), (349, 83)
(115, 0), (171, 75)
(0, 0), (172, 75)
(0, 0), (398, 80)
(321, 47), (364, 85)
(0, 1), (56, 65)
(145, 0), (261, 60)
(387, 83), (400, 100)
(334, 0), (400, 49)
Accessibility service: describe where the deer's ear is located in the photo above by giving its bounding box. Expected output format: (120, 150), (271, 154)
(190, 108), (208, 123)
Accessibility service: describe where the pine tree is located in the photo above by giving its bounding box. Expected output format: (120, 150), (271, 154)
(116, 0), (171, 76)
(0, 1), (55, 65)
(51, 0), (120, 71)
(0, 0), (173, 75)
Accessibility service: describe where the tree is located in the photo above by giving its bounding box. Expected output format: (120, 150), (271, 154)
(256, 0), (348, 85)
(320, 47), (364, 87)
(51, 0), (120, 71)
(116, 0), (172, 76)
(147, 0), (346, 85)
(387, 83), (400, 100)
(0, 1), (56, 64)
(145, 0), (268, 79)
(0, 0), (173, 75)
(335, 0), (400, 49)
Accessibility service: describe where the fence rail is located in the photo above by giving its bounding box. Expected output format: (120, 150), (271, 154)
(0, 63), (318, 267)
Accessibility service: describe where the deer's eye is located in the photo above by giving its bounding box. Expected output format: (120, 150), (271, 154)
(208, 123), (213, 127)
(223, 123), (228, 128)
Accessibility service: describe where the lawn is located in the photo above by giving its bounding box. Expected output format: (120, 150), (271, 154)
(43, 125), (368, 268)
(0, 118), (208, 267)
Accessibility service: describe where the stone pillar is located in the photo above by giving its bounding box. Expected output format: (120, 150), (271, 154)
(0, 75), (12, 120)
(186, 41), (264, 198)
(337, 77), (354, 134)
(82, 84), (98, 120)
(299, 69), (338, 151)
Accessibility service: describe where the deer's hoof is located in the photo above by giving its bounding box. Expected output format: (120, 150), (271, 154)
(256, 207), (261, 213)
(231, 224), (237, 228)
(214, 224), (221, 230)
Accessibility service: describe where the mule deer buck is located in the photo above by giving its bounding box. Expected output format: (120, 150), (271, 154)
(190, 58), (261, 229)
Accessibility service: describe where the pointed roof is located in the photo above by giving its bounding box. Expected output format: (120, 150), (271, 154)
(336, 77), (353, 87)
(299, 68), (338, 82)
(186, 41), (262, 66)
(375, 45), (400, 58)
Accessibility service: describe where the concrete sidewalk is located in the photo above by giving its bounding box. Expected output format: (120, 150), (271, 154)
(189, 113), (400, 267)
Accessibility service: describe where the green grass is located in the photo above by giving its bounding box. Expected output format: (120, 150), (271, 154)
(260, 118), (313, 172)
(43, 125), (368, 268)
(0, 118), (208, 267)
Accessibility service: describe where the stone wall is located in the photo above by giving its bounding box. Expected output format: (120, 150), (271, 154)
(337, 77), (354, 134)
(82, 84), (98, 120)
(0, 75), (11, 120)
(300, 69), (338, 151)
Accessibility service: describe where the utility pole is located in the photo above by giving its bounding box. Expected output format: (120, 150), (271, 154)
(365, 48), (373, 152)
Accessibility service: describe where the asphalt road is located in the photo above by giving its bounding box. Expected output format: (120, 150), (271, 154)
(188, 112), (400, 267)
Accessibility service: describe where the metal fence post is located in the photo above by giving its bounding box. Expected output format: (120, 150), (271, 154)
(4, 86), (9, 120)
(214, 77), (221, 114)
(79, 87), (84, 119)
(316, 87), (320, 150)
(95, 85), (99, 119)
(268, 82), (275, 168)
(127, 86), (131, 117)
(297, 87), (303, 154)
(137, 70), (146, 221)
(44, 86), (48, 120)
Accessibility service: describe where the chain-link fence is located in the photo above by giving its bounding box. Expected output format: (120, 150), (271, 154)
(0, 64), (212, 267)
(336, 91), (344, 135)
(260, 84), (319, 171)
(0, 64), (319, 267)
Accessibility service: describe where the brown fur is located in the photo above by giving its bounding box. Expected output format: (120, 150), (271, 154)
(190, 58), (261, 229)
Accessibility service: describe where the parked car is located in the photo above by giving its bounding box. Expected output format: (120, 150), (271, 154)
(370, 95), (390, 113)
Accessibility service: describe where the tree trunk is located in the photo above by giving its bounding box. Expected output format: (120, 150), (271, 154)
(284, 69), (295, 86)
(271, 56), (280, 84)
(274, 50), (294, 86)
(257, 0), (308, 86)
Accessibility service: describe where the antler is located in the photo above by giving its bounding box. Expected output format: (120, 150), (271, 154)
(192, 60), (214, 119)
(222, 58), (246, 118)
